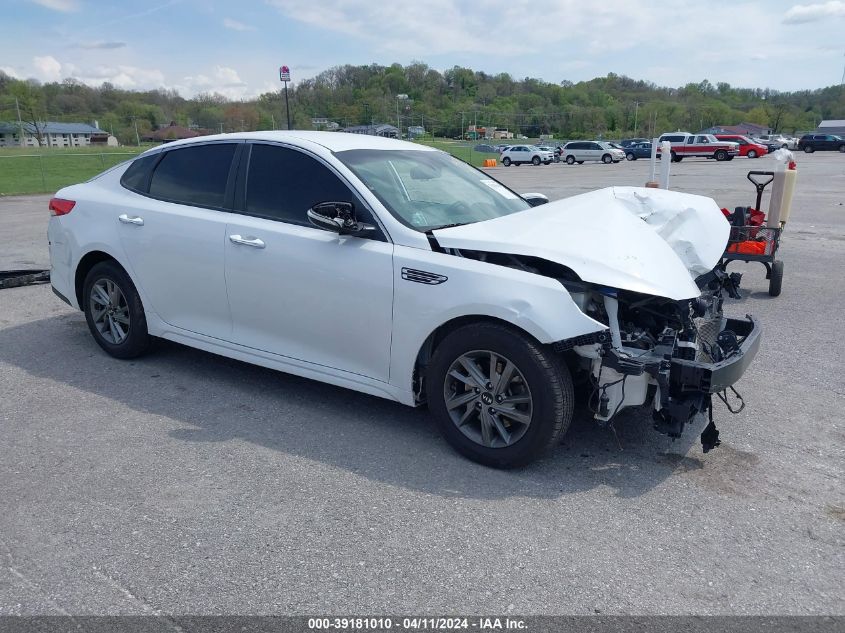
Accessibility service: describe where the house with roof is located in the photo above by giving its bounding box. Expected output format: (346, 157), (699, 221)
(0, 121), (110, 147)
(143, 121), (208, 143)
(340, 123), (399, 138)
(702, 122), (772, 136)
(816, 120), (845, 136)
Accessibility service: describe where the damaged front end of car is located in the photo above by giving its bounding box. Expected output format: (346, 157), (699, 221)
(559, 266), (760, 452)
(432, 186), (763, 452)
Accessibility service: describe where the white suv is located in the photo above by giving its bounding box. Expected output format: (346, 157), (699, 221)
(47, 131), (761, 467)
(500, 145), (554, 166)
(561, 141), (625, 164)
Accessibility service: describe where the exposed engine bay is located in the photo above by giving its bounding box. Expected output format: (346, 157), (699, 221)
(431, 186), (763, 452)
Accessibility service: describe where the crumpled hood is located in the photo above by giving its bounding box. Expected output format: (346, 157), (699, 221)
(433, 186), (729, 301)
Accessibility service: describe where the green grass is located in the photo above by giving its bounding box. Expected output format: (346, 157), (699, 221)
(412, 138), (502, 166)
(0, 146), (149, 195)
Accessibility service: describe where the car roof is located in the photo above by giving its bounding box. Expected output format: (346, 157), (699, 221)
(136, 130), (438, 155)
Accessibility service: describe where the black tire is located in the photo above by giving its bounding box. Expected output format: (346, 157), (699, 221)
(747, 150), (758, 159)
(803, 146), (814, 153)
(839, 144), (845, 153)
(715, 150), (727, 161)
(427, 322), (573, 468)
(626, 152), (636, 161)
(532, 156), (540, 166)
(565, 155), (575, 165)
(726, 156), (734, 161)
(83, 260), (151, 359)
(768, 260), (784, 297)
(670, 151), (681, 163)
(543, 161), (551, 165)
(502, 157), (511, 166)
(601, 154), (612, 164)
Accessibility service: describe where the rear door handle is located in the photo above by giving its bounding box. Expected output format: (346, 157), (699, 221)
(229, 235), (265, 249)
(118, 214), (144, 226)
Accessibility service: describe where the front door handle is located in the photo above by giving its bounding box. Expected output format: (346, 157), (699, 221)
(118, 214), (144, 226)
(229, 235), (265, 249)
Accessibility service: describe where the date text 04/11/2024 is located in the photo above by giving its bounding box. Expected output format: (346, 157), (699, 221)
(307, 617), (527, 630)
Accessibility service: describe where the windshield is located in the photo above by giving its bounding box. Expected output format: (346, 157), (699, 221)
(335, 149), (530, 231)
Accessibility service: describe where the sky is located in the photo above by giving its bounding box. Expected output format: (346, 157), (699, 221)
(1, 0), (844, 99)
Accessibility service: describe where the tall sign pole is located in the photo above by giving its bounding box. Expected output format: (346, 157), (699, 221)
(279, 65), (291, 130)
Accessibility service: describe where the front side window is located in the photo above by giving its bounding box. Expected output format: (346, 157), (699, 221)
(148, 143), (236, 208)
(244, 144), (356, 226)
(337, 149), (529, 231)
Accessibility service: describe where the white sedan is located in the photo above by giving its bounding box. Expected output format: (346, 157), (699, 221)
(48, 131), (760, 467)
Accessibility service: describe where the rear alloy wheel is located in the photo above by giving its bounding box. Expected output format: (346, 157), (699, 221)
(502, 157), (511, 166)
(532, 156), (540, 166)
(83, 260), (151, 359)
(626, 152), (635, 161)
(839, 145), (845, 153)
(715, 150), (728, 161)
(565, 155), (575, 165)
(427, 323), (573, 468)
(601, 154), (612, 164)
(803, 146), (814, 153)
(747, 150), (758, 159)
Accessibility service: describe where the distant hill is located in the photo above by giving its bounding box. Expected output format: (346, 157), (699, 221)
(1, 63), (842, 145)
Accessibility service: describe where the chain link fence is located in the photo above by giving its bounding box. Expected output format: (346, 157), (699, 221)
(0, 152), (141, 196)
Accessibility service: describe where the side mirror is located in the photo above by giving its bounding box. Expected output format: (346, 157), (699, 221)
(521, 192), (549, 207)
(307, 201), (376, 236)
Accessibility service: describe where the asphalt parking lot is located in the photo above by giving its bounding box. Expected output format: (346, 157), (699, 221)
(0, 153), (843, 616)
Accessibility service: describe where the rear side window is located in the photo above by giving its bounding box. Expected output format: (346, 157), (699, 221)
(148, 143), (236, 208)
(245, 144), (355, 226)
(120, 153), (159, 193)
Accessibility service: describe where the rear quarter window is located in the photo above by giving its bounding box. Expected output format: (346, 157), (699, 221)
(120, 153), (160, 193)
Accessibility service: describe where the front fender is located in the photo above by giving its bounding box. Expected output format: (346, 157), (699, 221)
(390, 246), (605, 395)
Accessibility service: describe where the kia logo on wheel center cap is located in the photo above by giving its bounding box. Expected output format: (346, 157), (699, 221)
(481, 392), (494, 405)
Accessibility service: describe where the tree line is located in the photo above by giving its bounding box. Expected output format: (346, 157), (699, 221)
(1, 63), (843, 146)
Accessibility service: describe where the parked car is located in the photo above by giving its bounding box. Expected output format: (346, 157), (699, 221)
(755, 134), (796, 150)
(473, 144), (497, 153)
(47, 131), (761, 467)
(714, 134), (768, 159)
(657, 133), (739, 162)
(797, 134), (845, 153)
(500, 145), (554, 166)
(535, 145), (560, 162)
(560, 141), (625, 164)
(624, 142), (653, 160)
(620, 138), (650, 148)
(495, 144), (511, 153)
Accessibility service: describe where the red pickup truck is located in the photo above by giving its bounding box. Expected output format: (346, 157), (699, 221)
(657, 132), (740, 162)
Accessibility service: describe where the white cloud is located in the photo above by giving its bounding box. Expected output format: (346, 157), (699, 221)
(783, 1), (845, 23)
(223, 17), (255, 31)
(33, 55), (63, 81)
(179, 66), (250, 99)
(30, 0), (79, 11)
(1, 66), (20, 78)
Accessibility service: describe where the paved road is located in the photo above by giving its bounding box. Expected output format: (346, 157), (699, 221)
(0, 154), (843, 615)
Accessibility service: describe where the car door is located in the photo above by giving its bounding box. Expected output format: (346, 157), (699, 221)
(116, 142), (238, 339)
(586, 142), (601, 162)
(224, 142), (394, 382)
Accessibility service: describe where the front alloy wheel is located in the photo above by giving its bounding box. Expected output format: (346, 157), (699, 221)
(443, 350), (533, 449)
(427, 323), (573, 468)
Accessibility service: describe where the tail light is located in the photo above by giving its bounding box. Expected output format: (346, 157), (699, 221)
(49, 198), (75, 216)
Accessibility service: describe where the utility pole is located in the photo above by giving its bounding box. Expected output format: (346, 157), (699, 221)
(131, 116), (140, 147)
(633, 101), (640, 137)
(15, 97), (25, 147)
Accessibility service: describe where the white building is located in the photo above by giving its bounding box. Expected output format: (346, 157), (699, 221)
(0, 121), (110, 148)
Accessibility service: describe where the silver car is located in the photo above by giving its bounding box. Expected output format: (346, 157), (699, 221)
(561, 141), (625, 164)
